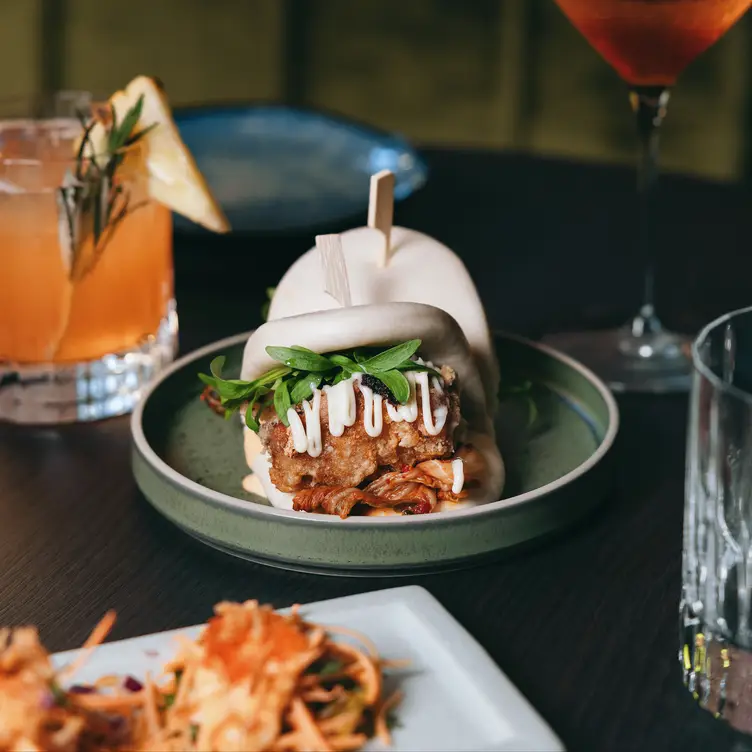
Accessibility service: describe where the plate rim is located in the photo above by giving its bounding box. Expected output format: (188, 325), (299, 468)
(173, 101), (426, 154)
(131, 330), (619, 529)
(172, 102), (429, 231)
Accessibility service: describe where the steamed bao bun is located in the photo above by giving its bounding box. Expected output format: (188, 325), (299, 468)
(268, 226), (499, 414)
(242, 302), (505, 512)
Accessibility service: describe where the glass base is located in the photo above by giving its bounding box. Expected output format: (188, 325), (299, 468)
(542, 321), (692, 393)
(0, 303), (178, 424)
(681, 613), (752, 735)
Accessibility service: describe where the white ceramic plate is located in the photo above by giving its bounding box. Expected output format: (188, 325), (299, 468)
(52, 586), (563, 752)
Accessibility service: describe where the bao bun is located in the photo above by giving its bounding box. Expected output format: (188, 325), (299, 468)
(242, 302), (504, 508)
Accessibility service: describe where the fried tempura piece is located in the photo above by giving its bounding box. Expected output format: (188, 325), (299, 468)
(259, 375), (460, 493)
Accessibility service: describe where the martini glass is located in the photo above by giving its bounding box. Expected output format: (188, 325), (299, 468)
(546, 0), (751, 392)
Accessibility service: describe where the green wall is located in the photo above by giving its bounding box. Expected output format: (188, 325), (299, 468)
(5, 0), (750, 180)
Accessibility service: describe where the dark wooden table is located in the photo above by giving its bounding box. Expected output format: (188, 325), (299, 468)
(2, 149), (752, 752)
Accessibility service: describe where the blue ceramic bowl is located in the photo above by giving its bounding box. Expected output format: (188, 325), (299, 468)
(173, 105), (427, 233)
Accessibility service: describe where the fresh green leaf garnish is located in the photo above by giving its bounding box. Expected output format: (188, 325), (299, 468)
(328, 354), (359, 374)
(332, 371), (349, 386)
(198, 339), (439, 430)
(210, 355), (225, 379)
(394, 361), (442, 379)
(358, 339), (421, 373)
(290, 373), (323, 404)
(265, 346), (333, 373)
(274, 380), (292, 426)
(245, 387), (270, 431)
(255, 365), (293, 386)
(370, 369), (410, 403)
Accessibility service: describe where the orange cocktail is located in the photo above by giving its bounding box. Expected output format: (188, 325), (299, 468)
(0, 79), (228, 423)
(0, 122), (174, 364)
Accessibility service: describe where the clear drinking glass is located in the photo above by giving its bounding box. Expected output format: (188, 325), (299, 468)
(681, 305), (752, 732)
(0, 92), (177, 424)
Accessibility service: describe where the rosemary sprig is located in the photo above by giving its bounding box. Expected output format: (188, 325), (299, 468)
(198, 340), (441, 432)
(57, 95), (156, 281)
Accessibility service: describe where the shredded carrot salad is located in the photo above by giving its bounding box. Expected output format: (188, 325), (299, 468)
(0, 601), (402, 752)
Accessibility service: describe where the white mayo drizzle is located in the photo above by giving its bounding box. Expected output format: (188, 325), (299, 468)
(284, 365), (448, 456)
(287, 409), (308, 453)
(286, 388), (322, 457)
(385, 374), (419, 423)
(357, 379), (384, 437)
(451, 458), (465, 494)
(323, 378), (357, 436)
(413, 372), (448, 435)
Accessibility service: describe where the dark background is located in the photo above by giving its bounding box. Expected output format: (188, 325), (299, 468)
(11, 0), (751, 183)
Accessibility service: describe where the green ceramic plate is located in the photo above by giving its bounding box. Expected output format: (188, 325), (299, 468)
(131, 332), (618, 575)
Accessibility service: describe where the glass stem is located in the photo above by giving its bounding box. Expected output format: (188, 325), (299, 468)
(629, 86), (670, 338)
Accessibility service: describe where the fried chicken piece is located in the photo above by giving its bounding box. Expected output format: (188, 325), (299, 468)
(259, 373), (460, 493)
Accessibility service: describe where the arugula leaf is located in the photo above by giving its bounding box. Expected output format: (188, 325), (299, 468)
(245, 406), (260, 431)
(200, 376), (253, 403)
(359, 340), (421, 373)
(199, 339), (431, 432)
(274, 380), (292, 425)
(290, 373), (322, 404)
(266, 346), (333, 372)
(244, 386), (270, 431)
(371, 370), (410, 403)
(328, 354), (359, 374)
(198, 372), (218, 389)
(395, 361), (442, 379)
(210, 355), (226, 379)
(254, 365), (292, 387)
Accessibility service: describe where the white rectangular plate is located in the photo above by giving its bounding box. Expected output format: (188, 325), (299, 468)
(53, 586), (563, 752)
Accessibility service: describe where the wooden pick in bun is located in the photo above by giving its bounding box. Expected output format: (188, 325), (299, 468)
(267, 226), (499, 416)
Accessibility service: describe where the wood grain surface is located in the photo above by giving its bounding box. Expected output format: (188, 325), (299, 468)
(1, 150), (752, 752)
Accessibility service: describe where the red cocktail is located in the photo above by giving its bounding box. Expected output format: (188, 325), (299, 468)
(556, 0), (750, 85)
(547, 0), (752, 392)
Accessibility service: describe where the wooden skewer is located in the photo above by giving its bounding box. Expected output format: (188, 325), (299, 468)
(368, 169), (395, 267)
(316, 234), (352, 307)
